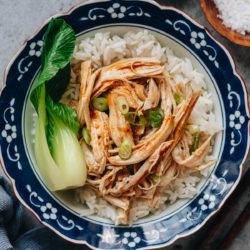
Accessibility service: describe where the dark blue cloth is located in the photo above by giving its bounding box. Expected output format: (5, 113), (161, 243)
(0, 177), (23, 250)
(13, 227), (89, 250)
(0, 177), (90, 250)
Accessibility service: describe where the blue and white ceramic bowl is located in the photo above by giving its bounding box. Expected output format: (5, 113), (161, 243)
(1, 0), (250, 249)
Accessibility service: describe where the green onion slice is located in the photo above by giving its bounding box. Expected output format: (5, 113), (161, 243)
(190, 132), (199, 155)
(151, 120), (162, 128)
(119, 141), (132, 160)
(139, 115), (151, 126)
(173, 92), (185, 105)
(148, 111), (163, 122)
(127, 165), (134, 174)
(117, 96), (129, 114)
(156, 107), (164, 116)
(92, 97), (109, 111)
(125, 112), (150, 126)
(148, 107), (164, 128)
(82, 126), (91, 146)
(125, 112), (139, 125)
(190, 139), (195, 155)
(150, 173), (162, 182)
(186, 125), (199, 135)
(195, 132), (199, 150)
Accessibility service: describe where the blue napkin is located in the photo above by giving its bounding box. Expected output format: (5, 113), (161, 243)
(0, 176), (90, 250)
(0, 177), (23, 250)
(13, 227), (89, 250)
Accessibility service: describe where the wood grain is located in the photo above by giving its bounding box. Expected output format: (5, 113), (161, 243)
(200, 0), (250, 47)
(196, 166), (250, 250)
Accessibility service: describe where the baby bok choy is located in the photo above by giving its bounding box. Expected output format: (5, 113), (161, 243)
(30, 18), (87, 191)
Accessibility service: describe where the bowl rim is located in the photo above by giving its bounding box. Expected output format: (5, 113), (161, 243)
(200, 0), (250, 47)
(1, 0), (250, 249)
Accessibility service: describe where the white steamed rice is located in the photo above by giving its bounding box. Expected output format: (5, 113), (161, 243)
(54, 30), (223, 225)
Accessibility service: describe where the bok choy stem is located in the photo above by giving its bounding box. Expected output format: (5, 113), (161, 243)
(34, 85), (66, 191)
(30, 18), (87, 191)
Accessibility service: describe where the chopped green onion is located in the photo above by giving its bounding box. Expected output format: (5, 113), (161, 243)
(148, 111), (163, 122)
(195, 132), (199, 150)
(190, 140), (195, 155)
(173, 92), (185, 105)
(125, 112), (139, 125)
(147, 107), (164, 128)
(127, 165), (134, 174)
(92, 97), (109, 111)
(82, 126), (91, 145)
(125, 112), (150, 126)
(117, 96), (129, 114)
(139, 114), (151, 126)
(156, 106), (164, 117)
(150, 173), (162, 182)
(186, 125), (199, 135)
(190, 132), (199, 155)
(151, 120), (162, 128)
(119, 141), (132, 160)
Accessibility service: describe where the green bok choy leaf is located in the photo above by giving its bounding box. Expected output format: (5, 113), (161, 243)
(30, 18), (76, 113)
(31, 18), (87, 191)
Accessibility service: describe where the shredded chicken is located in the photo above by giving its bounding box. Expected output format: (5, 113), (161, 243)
(91, 57), (164, 100)
(90, 109), (110, 167)
(108, 109), (173, 165)
(107, 91), (134, 147)
(112, 140), (174, 193)
(110, 85), (143, 110)
(117, 208), (130, 225)
(80, 139), (105, 176)
(76, 57), (219, 225)
(68, 100), (79, 113)
(129, 81), (147, 101)
(77, 65), (102, 130)
(175, 81), (186, 97)
(77, 61), (92, 128)
(143, 78), (160, 110)
(91, 186), (130, 210)
(172, 134), (218, 170)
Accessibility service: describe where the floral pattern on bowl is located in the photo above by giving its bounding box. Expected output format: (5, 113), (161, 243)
(0, 0), (249, 249)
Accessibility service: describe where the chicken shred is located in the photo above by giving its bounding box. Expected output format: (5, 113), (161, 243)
(110, 85), (143, 110)
(90, 109), (110, 167)
(75, 57), (219, 224)
(143, 78), (160, 110)
(77, 63), (102, 130)
(107, 91), (134, 147)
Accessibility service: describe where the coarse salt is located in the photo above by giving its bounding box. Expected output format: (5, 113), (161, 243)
(213, 0), (250, 35)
